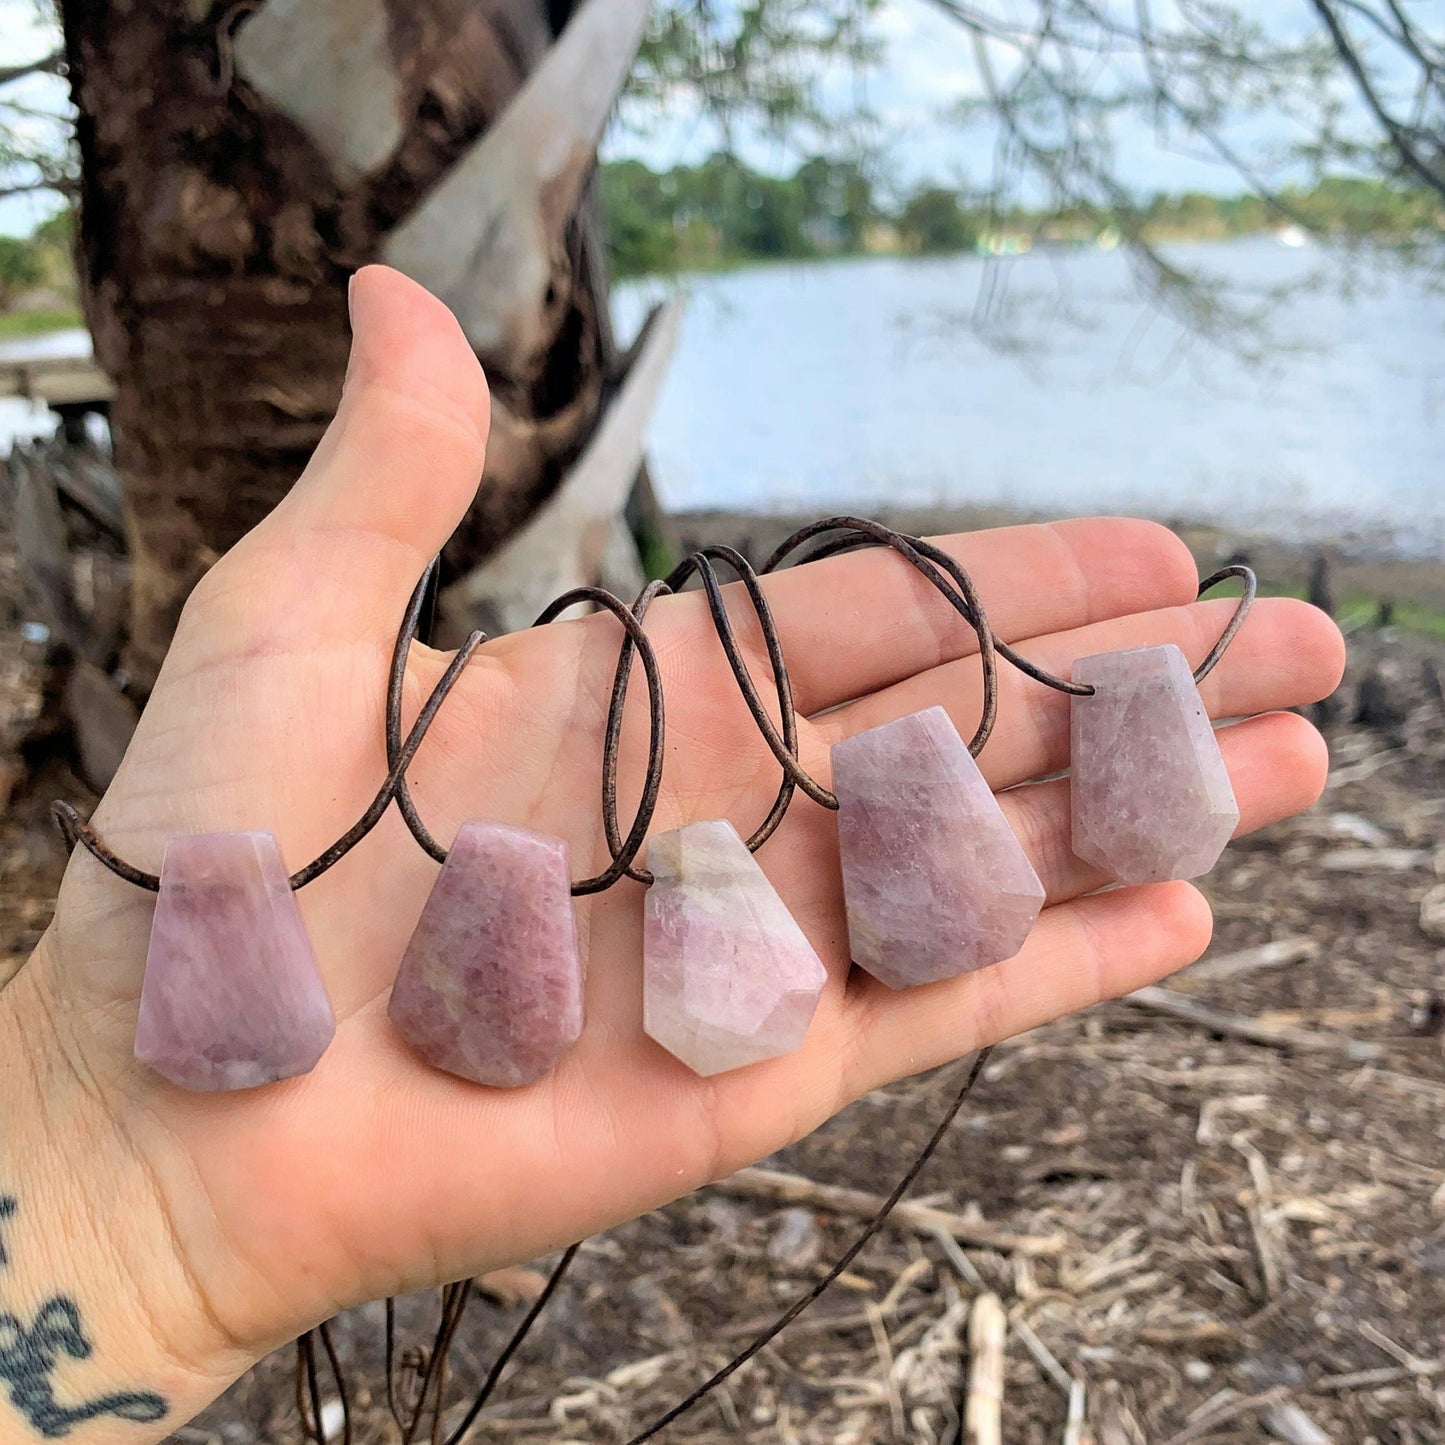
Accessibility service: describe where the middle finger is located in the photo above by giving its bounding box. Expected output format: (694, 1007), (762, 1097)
(817, 595), (1344, 790)
(998, 710), (1329, 907)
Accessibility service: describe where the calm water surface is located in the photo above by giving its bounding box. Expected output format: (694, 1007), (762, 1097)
(616, 238), (1444, 556)
(3, 241), (1438, 555)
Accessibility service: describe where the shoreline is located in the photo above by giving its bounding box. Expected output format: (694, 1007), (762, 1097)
(665, 504), (1445, 626)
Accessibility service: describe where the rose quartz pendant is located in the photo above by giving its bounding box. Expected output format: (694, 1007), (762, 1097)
(136, 831), (334, 1091)
(1071, 643), (1239, 883)
(831, 706), (1045, 989)
(389, 820), (584, 1087)
(644, 820), (827, 1076)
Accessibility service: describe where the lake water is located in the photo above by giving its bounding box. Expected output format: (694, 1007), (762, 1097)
(5, 239), (1440, 556)
(616, 237), (1444, 557)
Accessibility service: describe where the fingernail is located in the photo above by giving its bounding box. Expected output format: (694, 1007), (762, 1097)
(345, 272), (364, 383)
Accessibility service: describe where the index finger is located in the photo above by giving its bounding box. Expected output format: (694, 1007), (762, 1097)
(650, 516), (1201, 717)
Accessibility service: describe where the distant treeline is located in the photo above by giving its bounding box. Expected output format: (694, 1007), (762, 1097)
(599, 154), (1444, 278)
(2, 170), (1438, 309)
(0, 211), (74, 308)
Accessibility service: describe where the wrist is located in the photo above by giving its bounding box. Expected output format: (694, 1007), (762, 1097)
(0, 949), (256, 1445)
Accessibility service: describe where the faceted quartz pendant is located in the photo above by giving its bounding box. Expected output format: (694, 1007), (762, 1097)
(644, 820), (828, 1076)
(831, 706), (1045, 989)
(1071, 643), (1239, 884)
(136, 831), (335, 1091)
(389, 820), (584, 1088)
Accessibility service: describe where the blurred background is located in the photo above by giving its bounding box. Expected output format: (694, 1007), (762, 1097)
(0, 0), (1441, 1441)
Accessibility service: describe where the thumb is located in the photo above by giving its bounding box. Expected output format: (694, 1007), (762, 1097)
(245, 265), (490, 633)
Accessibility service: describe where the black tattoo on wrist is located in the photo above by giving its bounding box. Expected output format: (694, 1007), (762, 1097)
(0, 1194), (167, 1438)
(0, 1198), (15, 1267)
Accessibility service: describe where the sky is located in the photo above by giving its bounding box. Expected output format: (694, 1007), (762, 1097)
(0, 0), (1381, 236)
(603, 0), (1364, 199)
(0, 0), (68, 235)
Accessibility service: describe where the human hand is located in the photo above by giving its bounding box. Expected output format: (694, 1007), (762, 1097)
(0, 266), (1345, 1443)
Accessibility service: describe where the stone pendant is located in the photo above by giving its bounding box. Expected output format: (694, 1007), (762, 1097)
(136, 831), (335, 1092)
(389, 820), (584, 1088)
(831, 706), (1045, 989)
(1071, 643), (1239, 884)
(644, 820), (828, 1076)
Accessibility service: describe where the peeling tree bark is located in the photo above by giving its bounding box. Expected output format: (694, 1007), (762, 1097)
(57, 0), (619, 696)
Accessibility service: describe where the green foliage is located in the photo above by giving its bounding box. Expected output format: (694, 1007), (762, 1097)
(1390, 601), (1445, 642)
(1141, 178), (1441, 240)
(4, 0), (1440, 346)
(1325, 595), (1445, 641)
(601, 151), (881, 275)
(0, 234), (44, 305)
(895, 186), (977, 255)
(602, 150), (1439, 279)
(599, 160), (686, 276)
(1145, 191), (1237, 239)
(794, 156), (877, 250)
(1280, 175), (1441, 236)
(626, 1), (883, 144)
(0, 205), (77, 311)
(0, 303), (81, 337)
(33, 207), (73, 249)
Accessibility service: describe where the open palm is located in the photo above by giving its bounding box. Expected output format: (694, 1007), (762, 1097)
(22, 267), (1344, 1379)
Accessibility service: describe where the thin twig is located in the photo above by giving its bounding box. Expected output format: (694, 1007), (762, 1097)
(714, 1167), (1064, 1256)
(1124, 987), (1383, 1061)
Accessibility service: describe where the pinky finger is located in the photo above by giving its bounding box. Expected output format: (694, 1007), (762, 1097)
(842, 881), (1215, 1097)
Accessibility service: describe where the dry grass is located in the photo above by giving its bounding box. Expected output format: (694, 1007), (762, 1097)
(1, 514), (1441, 1445)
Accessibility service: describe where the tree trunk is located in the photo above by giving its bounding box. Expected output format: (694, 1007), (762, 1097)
(57, 0), (619, 694)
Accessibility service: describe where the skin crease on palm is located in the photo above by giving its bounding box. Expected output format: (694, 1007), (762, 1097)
(5, 266), (1346, 1406)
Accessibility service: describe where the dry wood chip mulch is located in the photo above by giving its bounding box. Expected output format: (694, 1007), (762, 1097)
(3, 608), (1441, 1445)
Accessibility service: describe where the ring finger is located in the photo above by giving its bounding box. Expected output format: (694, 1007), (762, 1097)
(818, 595), (1344, 790)
(999, 709), (1329, 907)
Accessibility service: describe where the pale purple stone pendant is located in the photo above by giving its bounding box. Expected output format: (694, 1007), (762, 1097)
(644, 819), (828, 1076)
(136, 831), (335, 1092)
(831, 706), (1045, 989)
(389, 820), (584, 1088)
(1071, 643), (1239, 884)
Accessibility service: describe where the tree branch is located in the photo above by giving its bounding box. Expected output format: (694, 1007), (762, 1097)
(1132, 0), (1316, 233)
(1308, 0), (1445, 201)
(0, 177), (77, 200)
(0, 53), (64, 88)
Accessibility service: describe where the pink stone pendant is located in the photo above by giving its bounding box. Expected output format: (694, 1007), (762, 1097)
(136, 831), (335, 1092)
(389, 820), (584, 1087)
(644, 820), (828, 1076)
(1071, 643), (1239, 884)
(831, 706), (1045, 989)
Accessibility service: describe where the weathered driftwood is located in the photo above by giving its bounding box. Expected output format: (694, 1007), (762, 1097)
(52, 450), (123, 538)
(889, 1281), (969, 1444)
(63, 660), (138, 790)
(383, 0), (652, 368)
(1124, 987), (1383, 1062)
(234, 0), (406, 184)
(6, 441), (134, 787)
(1419, 882), (1445, 940)
(0, 329), (112, 409)
(1174, 935), (1317, 988)
(1162, 1387), (1292, 1445)
(1318, 846), (1432, 872)
(65, 0), (652, 704)
(712, 1167), (1067, 1257)
(10, 444), (79, 649)
(963, 1292), (1005, 1445)
(1264, 1401), (1334, 1445)
(444, 298), (682, 636)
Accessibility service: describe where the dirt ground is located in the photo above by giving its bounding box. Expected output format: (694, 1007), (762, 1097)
(1, 510), (1442, 1445)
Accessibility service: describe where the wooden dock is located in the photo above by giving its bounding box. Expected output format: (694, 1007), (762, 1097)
(0, 328), (111, 411)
